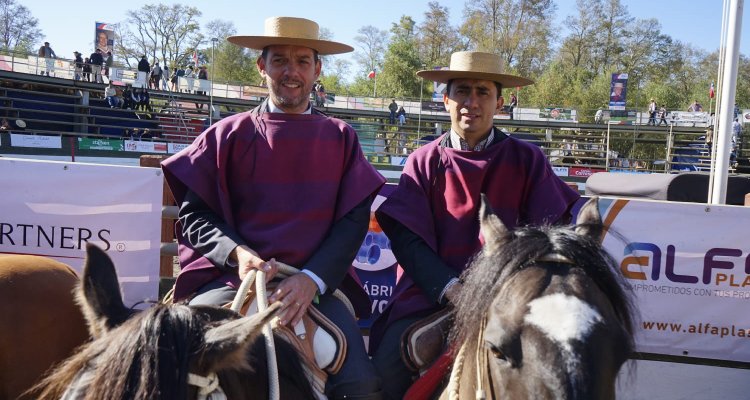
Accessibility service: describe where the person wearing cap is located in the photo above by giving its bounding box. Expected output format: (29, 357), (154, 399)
(368, 51), (580, 399)
(161, 16), (385, 400)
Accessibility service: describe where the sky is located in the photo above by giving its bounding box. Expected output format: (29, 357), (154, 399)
(19, 0), (750, 80)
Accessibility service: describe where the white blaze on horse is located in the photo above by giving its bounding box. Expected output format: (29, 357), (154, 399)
(438, 196), (635, 399)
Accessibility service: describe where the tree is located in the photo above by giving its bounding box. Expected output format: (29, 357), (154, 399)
(204, 20), (261, 85)
(353, 25), (388, 78)
(378, 16), (422, 99)
(418, 1), (464, 68)
(117, 4), (202, 69)
(460, 0), (555, 76)
(0, 0), (42, 53)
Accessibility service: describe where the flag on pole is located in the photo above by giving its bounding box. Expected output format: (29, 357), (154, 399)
(709, 82), (715, 99)
(368, 70), (376, 79)
(193, 51), (199, 67)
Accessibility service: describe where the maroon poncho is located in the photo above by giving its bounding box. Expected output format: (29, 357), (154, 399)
(370, 133), (579, 344)
(162, 112), (385, 304)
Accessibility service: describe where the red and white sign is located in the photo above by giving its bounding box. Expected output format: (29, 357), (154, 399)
(569, 167), (605, 177)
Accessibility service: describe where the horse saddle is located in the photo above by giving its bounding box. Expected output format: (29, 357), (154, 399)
(400, 307), (454, 372)
(229, 282), (347, 377)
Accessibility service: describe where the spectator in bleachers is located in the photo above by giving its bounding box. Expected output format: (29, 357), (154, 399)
(105, 82), (123, 108)
(0, 118), (9, 131)
(73, 51), (83, 81)
(104, 51), (113, 80)
(688, 100), (703, 112)
(195, 66), (208, 109)
(397, 105), (406, 126)
(162, 64), (170, 91)
(137, 55), (150, 87)
(122, 84), (134, 109)
(82, 58), (92, 82)
(184, 65), (195, 93)
(150, 61), (162, 90)
(37, 42), (56, 76)
(141, 128), (153, 140)
(137, 88), (152, 112)
(170, 66), (184, 92)
(89, 49), (104, 83)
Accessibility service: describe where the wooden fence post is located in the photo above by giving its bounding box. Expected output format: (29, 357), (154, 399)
(139, 155), (176, 278)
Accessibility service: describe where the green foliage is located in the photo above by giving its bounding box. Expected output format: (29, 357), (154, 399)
(0, 0), (42, 53)
(378, 16), (422, 99)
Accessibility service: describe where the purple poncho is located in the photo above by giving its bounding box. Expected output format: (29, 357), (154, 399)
(370, 134), (580, 346)
(162, 112), (385, 305)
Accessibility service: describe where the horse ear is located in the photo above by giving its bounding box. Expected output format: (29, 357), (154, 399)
(575, 196), (603, 240)
(479, 193), (510, 252)
(78, 243), (132, 338)
(202, 302), (282, 371)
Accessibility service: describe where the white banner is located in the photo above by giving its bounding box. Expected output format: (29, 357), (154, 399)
(10, 133), (62, 149)
(0, 158), (163, 307)
(598, 197), (750, 362)
(168, 142), (189, 154)
(124, 140), (167, 154)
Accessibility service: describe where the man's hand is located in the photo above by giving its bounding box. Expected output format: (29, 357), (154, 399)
(268, 273), (319, 326)
(231, 245), (277, 281)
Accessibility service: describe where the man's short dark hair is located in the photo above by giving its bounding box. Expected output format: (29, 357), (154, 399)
(446, 79), (503, 100)
(260, 46), (320, 63)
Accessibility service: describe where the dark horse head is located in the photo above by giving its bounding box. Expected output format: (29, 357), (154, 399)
(31, 244), (315, 400)
(447, 196), (635, 399)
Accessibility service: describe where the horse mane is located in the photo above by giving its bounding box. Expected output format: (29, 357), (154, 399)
(450, 221), (635, 354)
(31, 302), (315, 400)
(32, 303), (206, 400)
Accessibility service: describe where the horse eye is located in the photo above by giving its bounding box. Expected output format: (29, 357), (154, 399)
(487, 343), (507, 360)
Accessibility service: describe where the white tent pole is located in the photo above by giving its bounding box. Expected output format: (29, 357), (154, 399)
(711, 0), (744, 205)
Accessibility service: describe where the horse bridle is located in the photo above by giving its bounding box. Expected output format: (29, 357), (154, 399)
(188, 372), (226, 400)
(446, 253), (577, 400)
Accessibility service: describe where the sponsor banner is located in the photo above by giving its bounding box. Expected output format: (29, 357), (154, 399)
(422, 101), (446, 112)
(95, 21), (115, 54)
(597, 198), (750, 362)
(354, 184), (399, 328)
(552, 166), (569, 177)
(669, 111), (710, 127)
(0, 158), (162, 307)
(569, 167), (606, 177)
(609, 73), (628, 110)
(168, 142), (189, 154)
(10, 133), (62, 149)
(78, 137), (123, 151)
(124, 140), (167, 153)
(539, 107), (575, 121)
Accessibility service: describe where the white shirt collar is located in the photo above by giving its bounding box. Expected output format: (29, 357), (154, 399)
(449, 127), (501, 151)
(267, 99), (312, 114)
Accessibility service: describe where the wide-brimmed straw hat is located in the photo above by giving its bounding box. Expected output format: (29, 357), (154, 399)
(416, 51), (533, 88)
(227, 17), (353, 55)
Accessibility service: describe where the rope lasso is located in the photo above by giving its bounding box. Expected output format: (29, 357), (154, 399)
(231, 268), (279, 400)
(229, 260), (356, 400)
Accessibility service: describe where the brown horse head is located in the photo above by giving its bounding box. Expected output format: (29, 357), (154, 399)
(31, 244), (314, 400)
(447, 196), (635, 399)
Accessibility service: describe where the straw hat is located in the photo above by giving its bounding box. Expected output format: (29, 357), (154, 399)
(227, 17), (353, 55)
(416, 51), (533, 88)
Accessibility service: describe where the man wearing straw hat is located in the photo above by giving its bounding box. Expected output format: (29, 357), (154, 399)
(162, 16), (385, 400)
(369, 51), (580, 398)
